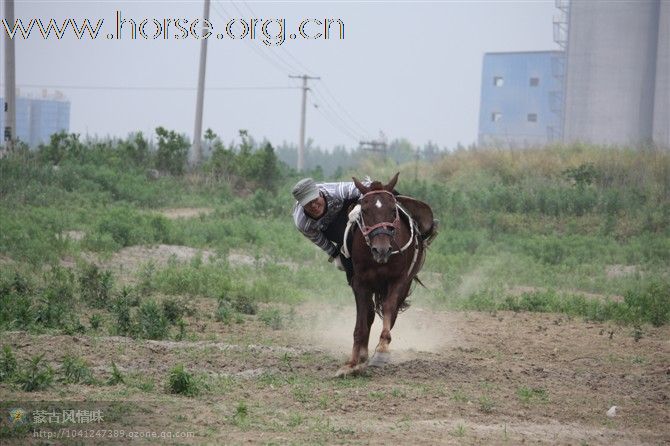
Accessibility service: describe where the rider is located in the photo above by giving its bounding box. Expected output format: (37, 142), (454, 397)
(291, 178), (361, 284)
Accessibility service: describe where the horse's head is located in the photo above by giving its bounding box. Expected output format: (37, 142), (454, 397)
(352, 173), (400, 264)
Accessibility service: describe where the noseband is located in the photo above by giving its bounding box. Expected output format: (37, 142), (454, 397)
(358, 190), (401, 245)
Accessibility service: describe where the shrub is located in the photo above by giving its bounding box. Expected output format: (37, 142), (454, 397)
(78, 263), (114, 309)
(107, 361), (125, 385)
(0, 346), (17, 382)
(259, 308), (283, 330)
(162, 297), (190, 324)
(624, 281), (670, 327)
(137, 300), (169, 340)
(166, 364), (200, 396)
(60, 354), (94, 384)
(15, 354), (54, 392)
(155, 127), (189, 175)
(112, 293), (133, 336)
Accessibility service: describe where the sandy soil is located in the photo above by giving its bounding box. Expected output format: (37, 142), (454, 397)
(1, 298), (668, 445)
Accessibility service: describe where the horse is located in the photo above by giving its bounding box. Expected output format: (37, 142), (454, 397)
(336, 172), (430, 377)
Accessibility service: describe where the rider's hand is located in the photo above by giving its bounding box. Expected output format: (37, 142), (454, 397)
(333, 256), (345, 271)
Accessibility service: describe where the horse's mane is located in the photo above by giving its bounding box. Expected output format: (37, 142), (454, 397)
(369, 181), (384, 191)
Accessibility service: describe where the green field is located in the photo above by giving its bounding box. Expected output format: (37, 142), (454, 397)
(1, 132), (669, 444)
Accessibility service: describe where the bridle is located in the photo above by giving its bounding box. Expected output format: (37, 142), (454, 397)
(356, 190), (415, 256)
(358, 190), (401, 245)
(341, 187), (420, 275)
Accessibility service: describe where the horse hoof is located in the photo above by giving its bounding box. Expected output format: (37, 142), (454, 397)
(368, 352), (391, 368)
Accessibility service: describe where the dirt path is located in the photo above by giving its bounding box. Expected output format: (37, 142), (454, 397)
(1, 303), (668, 444)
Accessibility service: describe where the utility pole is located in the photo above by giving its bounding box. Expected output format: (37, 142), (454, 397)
(192, 0), (210, 166)
(3, 0), (16, 153)
(289, 74), (319, 172)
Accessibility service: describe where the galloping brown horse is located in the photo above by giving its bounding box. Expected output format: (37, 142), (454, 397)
(336, 173), (429, 377)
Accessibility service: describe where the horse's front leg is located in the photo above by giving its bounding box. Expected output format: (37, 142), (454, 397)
(370, 281), (408, 366)
(336, 283), (373, 377)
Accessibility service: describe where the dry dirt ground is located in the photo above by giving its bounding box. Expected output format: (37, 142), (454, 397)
(1, 298), (669, 445)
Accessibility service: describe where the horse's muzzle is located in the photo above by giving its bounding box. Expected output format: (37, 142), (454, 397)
(371, 245), (391, 264)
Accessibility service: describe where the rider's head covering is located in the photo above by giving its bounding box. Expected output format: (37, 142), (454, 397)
(292, 178), (320, 207)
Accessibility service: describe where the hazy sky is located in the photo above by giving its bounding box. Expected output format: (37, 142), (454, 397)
(3, 1), (559, 150)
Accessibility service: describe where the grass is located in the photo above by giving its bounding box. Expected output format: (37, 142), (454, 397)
(166, 364), (200, 397)
(0, 140), (668, 339)
(517, 386), (549, 404)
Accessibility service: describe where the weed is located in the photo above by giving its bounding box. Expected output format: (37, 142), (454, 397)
(292, 386), (311, 403)
(175, 319), (187, 341)
(107, 361), (125, 385)
(288, 413), (304, 428)
(166, 364), (200, 396)
(450, 423), (466, 437)
(231, 294), (258, 315)
(78, 263), (114, 309)
(60, 354), (94, 384)
(451, 388), (469, 402)
(232, 401), (249, 427)
(89, 314), (103, 331)
(479, 395), (494, 413)
(137, 300), (169, 340)
(391, 388), (407, 398)
(0, 345), (18, 382)
(632, 324), (643, 342)
(259, 308), (283, 330)
(215, 298), (236, 324)
(111, 294), (133, 336)
(15, 354), (54, 391)
(517, 386), (548, 404)
(162, 297), (190, 324)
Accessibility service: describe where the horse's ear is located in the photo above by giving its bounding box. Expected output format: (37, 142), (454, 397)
(386, 172), (400, 192)
(352, 177), (369, 194)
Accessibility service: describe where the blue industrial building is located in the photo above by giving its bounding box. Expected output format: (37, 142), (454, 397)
(478, 51), (564, 147)
(1, 93), (70, 148)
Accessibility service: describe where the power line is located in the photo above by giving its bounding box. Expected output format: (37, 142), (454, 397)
(310, 87), (365, 141)
(213, 0), (296, 75)
(235, 0), (316, 76)
(311, 99), (360, 143)
(2, 83), (299, 91)
(316, 81), (371, 138)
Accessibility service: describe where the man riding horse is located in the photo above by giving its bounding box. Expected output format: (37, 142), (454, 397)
(292, 174), (438, 376)
(291, 177), (437, 284)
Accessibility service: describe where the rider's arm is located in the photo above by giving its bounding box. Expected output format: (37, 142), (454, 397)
(293, 204), (339, 258)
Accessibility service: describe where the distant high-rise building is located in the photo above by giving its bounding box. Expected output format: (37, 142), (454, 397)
(0, 91), (70, 148)
(478, 51), (565, 147)
(563, 0), (669, 148)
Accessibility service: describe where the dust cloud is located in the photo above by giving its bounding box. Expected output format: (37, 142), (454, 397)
(297, 302), (459, 361)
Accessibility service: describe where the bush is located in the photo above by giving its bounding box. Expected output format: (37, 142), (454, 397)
(107, 361), (125, 385)
(60, 354), (94, 384)
(112, 292), (133, 336)
(162, 297), (190, 324)
(79, 263), (114, 309)
(0, 346), (17, 382)
(15, 354), (54, 392)
(624, 281), (670, 327)
(155, 127), (189, 175)
(166, 364), (200, 396)
(137, 300), (169, 340)
(259, 308), (283, 330)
